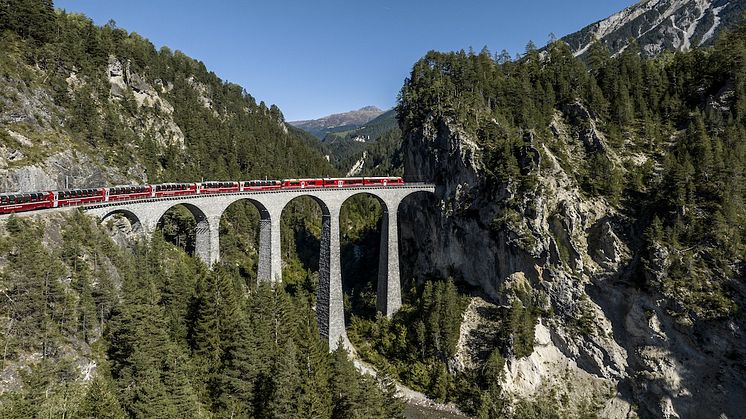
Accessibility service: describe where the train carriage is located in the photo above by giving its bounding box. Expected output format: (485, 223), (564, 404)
(57, 188), (106, 207)
(199, 181), (240, 194)
(0, 191), (54, 214)
(282, 178), (325, 189)
(154, 183), (197, 197)
(321, 177), (364, 187)
(362, 176), (403, 186)
(107, 185), (152, 202)
(241, 180), (282, 191)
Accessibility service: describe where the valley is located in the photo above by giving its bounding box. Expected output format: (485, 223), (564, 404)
(1, 0), (745, 418)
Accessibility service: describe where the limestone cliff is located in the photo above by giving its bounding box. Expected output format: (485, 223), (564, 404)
(398, 104), (745, 418)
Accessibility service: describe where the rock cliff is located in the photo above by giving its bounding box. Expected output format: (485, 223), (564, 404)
(398, 105), (746, 418)
(564, 0), (746, 58)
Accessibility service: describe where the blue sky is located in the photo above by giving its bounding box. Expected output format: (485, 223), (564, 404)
(55, 0), (635, 121)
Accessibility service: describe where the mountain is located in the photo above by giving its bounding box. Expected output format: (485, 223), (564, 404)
(563, 0), (746, 57)
(288, 106), (385, 139)
(319, 109), (405, 176)
(0, 2), (336, 193)
(377, 18), (746, 419)
(0, 2), (408, 418)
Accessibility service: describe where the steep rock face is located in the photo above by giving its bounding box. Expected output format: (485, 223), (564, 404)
(0, 61), (148, 191)
(564, 0), (746, 58)
(400, 115), (509, 298)
(399, 108), (746, 418)
(107, 56), (185, 149)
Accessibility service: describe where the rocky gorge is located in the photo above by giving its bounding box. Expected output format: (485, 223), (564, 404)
(395, 48), (745, 417)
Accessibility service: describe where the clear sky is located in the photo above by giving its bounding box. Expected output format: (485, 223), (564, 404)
(55, 0), (635, 121)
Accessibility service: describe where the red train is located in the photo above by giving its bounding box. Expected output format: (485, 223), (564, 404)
(0, 177), (405, 215)
(281, 177), (403, 188)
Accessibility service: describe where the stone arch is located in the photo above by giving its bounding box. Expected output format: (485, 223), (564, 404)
(100, 209), (143, 233)
(155, 202), (217, 266)
(218, 197), (273, 282)
(338, 192), (388, 318)
(278, 194), (331, 278)
(279, 193), (341, 345)
(280, 193), (331, 217)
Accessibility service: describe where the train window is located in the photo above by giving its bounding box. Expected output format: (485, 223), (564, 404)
(0, 196), (6, 204)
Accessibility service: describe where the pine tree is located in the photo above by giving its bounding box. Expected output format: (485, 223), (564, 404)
(268, 338), (301, 418)
(78, 370), (127, 419)
(329, 344), (360, 419)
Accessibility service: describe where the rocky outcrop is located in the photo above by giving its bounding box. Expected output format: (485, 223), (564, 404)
(563, 0), (746, 59)
(107, 56), (185, 148)
(399, 106), (746, 418)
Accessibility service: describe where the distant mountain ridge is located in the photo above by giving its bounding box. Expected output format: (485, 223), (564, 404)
(563, 0), (746, 57)
(288, 106), (385, 139)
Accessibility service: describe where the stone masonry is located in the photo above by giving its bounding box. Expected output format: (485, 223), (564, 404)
(83, 185), (435, 348)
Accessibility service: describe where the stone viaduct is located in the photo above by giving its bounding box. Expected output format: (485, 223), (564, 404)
(83, 184), (435, 348)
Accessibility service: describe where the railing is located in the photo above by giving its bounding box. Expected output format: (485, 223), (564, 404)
(81, 183), (436, 211)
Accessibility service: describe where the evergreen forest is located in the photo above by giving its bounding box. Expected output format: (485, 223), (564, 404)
(1, 0), (746, 418)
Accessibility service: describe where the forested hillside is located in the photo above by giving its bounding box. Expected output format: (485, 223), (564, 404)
(0, 0), (335, 193)
(0, 1), (407, 417)
(4, 0), (746, 417)
(321, 110), (406, 177)
(0, 212), (403, 418)
(381, 17), (746, 418)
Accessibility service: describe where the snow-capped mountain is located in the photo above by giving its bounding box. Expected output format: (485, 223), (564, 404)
(564, 0), (746, 57)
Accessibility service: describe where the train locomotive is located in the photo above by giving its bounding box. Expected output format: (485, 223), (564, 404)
(0, 176), (404, 215)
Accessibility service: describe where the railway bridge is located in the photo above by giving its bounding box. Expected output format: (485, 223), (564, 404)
(83, 184), (436, 347)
